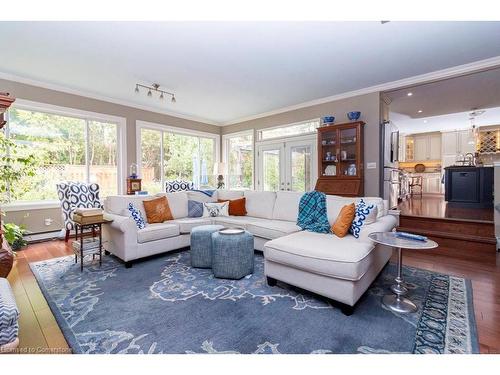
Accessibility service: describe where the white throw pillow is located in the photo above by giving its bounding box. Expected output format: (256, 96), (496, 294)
(349, 199), (378, 239)
(203, 202), (229, 217)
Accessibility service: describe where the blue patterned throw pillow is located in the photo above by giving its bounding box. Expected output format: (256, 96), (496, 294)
(349, 199), (378, 239)
(128, 203), (146, 229)
(165, 180), (194, 193)
(188, 200), (204, 218)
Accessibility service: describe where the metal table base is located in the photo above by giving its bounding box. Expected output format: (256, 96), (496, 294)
(383, 247), (417, 313)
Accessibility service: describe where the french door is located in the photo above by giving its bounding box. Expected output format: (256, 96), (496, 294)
(256, 137), (316, 192)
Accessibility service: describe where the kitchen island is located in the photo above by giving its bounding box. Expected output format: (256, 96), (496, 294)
(444, 166), (494, 208)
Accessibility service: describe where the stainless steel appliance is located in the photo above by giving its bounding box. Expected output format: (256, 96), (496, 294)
(382, 121), (400, 209)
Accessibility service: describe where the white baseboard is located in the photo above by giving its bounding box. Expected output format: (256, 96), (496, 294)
(24, 230), (62, 243)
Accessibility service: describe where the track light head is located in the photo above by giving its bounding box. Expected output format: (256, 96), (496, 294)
(171, 95), (176, 103)
(160, 92), (164, 100)
(135, 85), (139, 94)
(147, 89), (152, 97)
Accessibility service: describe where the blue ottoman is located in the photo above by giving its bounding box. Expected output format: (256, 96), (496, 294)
(190, 225), (224, 268)
(211, 230), (254, 279)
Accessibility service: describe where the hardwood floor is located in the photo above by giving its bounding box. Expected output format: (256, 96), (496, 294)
(6, 238), (500, 354)
(398, 194), (493, 222)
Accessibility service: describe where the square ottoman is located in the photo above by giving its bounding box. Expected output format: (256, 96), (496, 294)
(190, 225), (224, 268)
(211, 230), (254, 279)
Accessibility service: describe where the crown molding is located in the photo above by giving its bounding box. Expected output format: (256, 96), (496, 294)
(0, 71), (221, 126)
(221, 55), (500, 126)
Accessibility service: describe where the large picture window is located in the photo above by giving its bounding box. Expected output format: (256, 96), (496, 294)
(223, 131), (254, 190)
(4, 105), (123, 203)
(138, 123), (218, 194)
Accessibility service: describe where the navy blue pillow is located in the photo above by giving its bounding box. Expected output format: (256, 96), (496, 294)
(188, 200), (203, 218)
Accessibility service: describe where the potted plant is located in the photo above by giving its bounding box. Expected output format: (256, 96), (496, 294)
(0, 113), (37, 276)
(2, 222), (28, 251)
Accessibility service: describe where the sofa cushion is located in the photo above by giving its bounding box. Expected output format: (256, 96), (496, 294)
(155, 192), (188, 219)
(186, 190), (218, 203)
(203, 202), (229, 217)
(143, 196), (173, 223)
(264, 231), (375, 281)
(106, 195), (149, 219)
(169, 218), (213, 233)
(246, 219), (301, 240)
(272, 191), (302, 222)
(218, 197), (247, 216)
(217, 190), (244, 200)
(326, 195), (386, 223)
(244, 191), (276, 219)
(188, 200), (204, 217)
(127, 203), (146, 229)
(212, 216), (259, 228)
(331, 203), (355, 238)
(137, 223), (180, 243)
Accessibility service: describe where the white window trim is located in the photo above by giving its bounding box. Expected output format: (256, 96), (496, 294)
(3, 99), (127, 209)
(222, 129), (255, 190)
(257, 118), (320, 141)
(136, 120), (220, 192)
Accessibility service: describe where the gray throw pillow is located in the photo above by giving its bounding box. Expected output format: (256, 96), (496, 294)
(188, 200), (203, 218)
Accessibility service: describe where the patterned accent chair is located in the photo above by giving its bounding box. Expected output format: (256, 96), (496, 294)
(165, 180), (194, 193)
(56, 182), (102, 242)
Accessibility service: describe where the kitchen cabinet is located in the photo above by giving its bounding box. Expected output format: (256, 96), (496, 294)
(444, 166), (493, 208)
(441, 130), (475, 156)
(406, 133), (441, 161)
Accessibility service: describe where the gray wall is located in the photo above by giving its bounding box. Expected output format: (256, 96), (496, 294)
(222, 92), (382, 197)
(0, 78), (220, 234)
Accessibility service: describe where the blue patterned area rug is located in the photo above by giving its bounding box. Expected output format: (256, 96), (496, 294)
(30, 250), (479, 354)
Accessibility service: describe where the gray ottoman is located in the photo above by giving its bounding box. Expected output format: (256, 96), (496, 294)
(190, 225), (224, 268)
(211, 230), (254, 279)
(0, 278), (19, 351)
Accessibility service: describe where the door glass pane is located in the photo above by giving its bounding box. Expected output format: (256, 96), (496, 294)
(140, 128), (162, 194)
(88, 121), (118, 197)
(7, 108), (86, 201)
(262, 149), (280, 192)
(339, 128), (357, 176)
(290, 145), (311, 192)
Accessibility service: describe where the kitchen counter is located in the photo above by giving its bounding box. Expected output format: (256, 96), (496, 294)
(444, 166), (493, 208)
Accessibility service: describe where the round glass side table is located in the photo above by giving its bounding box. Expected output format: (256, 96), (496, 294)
(368, 232), (438, 313)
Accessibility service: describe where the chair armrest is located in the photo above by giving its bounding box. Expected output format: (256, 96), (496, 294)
(104, 213), (137, 233)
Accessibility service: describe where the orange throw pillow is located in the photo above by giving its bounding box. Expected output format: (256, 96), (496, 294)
(332, 203), (355, 237)
(218, 197), (247, 216)
(143, 196), (173, 224)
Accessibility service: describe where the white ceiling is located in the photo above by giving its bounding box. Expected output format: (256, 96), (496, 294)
(386, 68), (500, 120)
(1, 21), (500, 125)
(392, 107), (500, 134)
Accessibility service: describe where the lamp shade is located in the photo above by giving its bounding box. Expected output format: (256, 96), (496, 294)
(213, 162), (226, 175)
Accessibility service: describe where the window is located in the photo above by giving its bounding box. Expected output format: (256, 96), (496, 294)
(138, 122), (218, 193)
(5, 105), (123, 203)
(259, 119), (320, 140)
(223, 132), (254, 190)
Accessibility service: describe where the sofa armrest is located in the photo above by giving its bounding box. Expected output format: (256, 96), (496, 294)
(388, 209), (400, 227)
(104, 212), (137, 233)
(358, 214), (398, 243)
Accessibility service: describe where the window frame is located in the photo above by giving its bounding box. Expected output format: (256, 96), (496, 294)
(136, 120), (220, 192)
(222, 129), (255, 190)
(257, 118), (320, 141)
(3, 99), (127, 210)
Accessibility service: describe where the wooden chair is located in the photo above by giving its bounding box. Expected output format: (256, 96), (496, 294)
(409, 176), (423, 197)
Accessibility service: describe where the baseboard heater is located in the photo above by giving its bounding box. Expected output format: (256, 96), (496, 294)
(24, 230), (63, 244)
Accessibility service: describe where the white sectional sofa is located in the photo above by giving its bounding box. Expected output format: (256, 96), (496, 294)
(102, 190), (398, 314)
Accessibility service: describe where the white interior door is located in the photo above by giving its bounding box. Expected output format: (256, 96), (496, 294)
(284, 139), (316, 192)
(257, 143), (285, 192)
(257, 137), (316, 192)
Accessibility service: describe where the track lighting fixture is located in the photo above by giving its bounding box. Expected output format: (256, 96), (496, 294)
(134, 83), (176, 104)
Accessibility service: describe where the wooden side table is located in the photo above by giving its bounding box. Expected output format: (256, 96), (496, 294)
(73, 218), (113, 272)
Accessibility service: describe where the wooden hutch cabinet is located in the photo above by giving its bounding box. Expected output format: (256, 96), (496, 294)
(315, 121), (365, 197)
